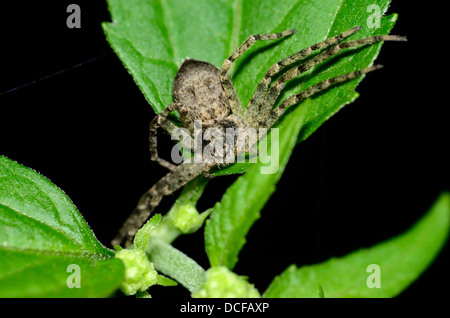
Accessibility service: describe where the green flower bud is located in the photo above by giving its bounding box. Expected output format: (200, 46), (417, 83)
(115, 248), (158, 296)
(192, 266), (260, 298)
(169, 204), (211, 234)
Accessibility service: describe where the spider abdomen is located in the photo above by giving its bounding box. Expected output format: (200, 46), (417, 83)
(173, 59), (230, 133)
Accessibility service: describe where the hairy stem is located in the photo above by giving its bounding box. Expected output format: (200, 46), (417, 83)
(146, 238), (206, 293)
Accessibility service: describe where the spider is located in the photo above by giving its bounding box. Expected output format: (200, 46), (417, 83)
(112, 26), (405, 247)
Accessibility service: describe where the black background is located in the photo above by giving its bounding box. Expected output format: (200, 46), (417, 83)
(0, 1), (448, 300)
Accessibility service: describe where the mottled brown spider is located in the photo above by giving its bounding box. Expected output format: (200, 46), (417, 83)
(112, 27), (405, 247)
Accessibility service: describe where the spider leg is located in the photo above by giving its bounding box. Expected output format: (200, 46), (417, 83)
(247, 34), (406, 126)
(244, 27), (362, 123)
(261, 65), (383, 129)
(221, 29), (297, 115)
(150, 102), (194, 171)
(111, 162), (205, 247)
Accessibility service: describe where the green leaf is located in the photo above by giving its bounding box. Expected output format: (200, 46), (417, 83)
(134, 213), (162, 250)
(263, 193), (450, 298)
(204, 103), (306, 269)
(157, 274), (178, 287)
(103, 0), (397, 145)
(0, 156), (124, 297)
(230, 0), (398, 144)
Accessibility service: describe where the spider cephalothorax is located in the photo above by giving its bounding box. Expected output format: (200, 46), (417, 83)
(112, 27), (405, 246)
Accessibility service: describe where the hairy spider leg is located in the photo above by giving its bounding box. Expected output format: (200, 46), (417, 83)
(244, 26), (362, 124)
(112, 162), (205, 247)
(149, 102), (194, 171)
(220, 29), (297, 115)
(262, 65), (383, 129)
(252, 34), (407, 126)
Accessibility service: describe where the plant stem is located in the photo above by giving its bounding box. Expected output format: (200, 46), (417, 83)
(150, 216), (181, 244)
(146, 238), (206, 293)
